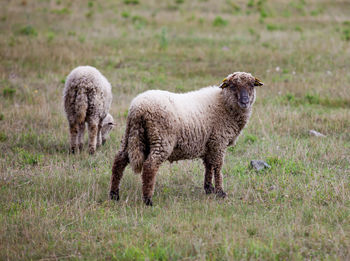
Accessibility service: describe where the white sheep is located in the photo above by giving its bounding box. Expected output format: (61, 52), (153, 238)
(63, 66), (114, 154)
(110, 72), (263, 205)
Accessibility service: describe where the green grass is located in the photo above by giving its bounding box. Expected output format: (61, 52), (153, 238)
(0, 0), (350, 260)
(17, 25), (38, 36)
(213, 16), (228, 27)
(2, 87), (16, 98)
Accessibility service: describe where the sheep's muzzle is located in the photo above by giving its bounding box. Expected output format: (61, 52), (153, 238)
(238, 89), (250, 109)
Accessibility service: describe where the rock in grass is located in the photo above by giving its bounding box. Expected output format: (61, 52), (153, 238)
(250, 160), (271, 171)
(309, 130), (326, 137)
(268, 185), (277, 191)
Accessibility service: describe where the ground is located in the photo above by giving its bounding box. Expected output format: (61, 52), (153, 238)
(0, 0), (349, 260)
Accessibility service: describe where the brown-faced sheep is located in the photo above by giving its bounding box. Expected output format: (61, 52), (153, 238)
(110, 72), (263, 205)
(63, 66), (114, 154)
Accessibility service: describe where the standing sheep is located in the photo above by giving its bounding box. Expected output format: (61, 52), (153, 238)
(110, 72), (263, 205)
(63, 66), (115, 154)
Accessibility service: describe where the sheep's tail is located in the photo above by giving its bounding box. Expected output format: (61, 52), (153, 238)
(75, 87), (88, 124)
(127, 114), (146, 174)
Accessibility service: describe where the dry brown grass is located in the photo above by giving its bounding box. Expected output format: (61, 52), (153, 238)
(1, 0), (350, 260)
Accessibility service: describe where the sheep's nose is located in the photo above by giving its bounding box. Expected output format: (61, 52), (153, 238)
(241, 96), (249, 104)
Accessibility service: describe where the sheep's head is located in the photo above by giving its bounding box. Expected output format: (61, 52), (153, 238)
(219, 72), (263, 109)
(101, 113), (115, 144)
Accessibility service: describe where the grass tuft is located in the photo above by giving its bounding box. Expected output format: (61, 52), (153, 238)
(18, 25), (37, 36)
(0, 132), (8, 142)
(2, 87), (16, 98)
(266, 23), (285, 31)
(123, 0), (139, 5)
(279, 93), (350, 108)
(51, 7), (71, 15)
(46, 31), (55, 42)
(15, 147), (43, 167)
(158, 28), (168, 50)
(213, 16), (228, 27)
(244, 134), (258, 144)
(121, 11), (130, 18)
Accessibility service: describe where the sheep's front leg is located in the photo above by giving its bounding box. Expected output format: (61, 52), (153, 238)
(87, 120), (98, 154)
(96, 123), (102, 148)
(204, 152), (227, 198)
(78, 122), (85, 152)
(213, 160), (227, 198)
(69, 123), (79, 154)
(110, 150), (129, 201)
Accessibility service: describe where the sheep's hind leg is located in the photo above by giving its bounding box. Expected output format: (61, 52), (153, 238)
(87, 120), (98, 154)
(69, 123), (79, 154)
(110, 150), (129, 201)
(142, 151), (167, 206)
(78, 122), (85, 152)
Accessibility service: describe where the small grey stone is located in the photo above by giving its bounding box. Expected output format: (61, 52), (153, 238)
(309, 130), (326, 137)
(250, 160), (271, 171)
(268, 185), (277, 191)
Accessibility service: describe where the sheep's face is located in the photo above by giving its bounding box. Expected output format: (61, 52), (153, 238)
(101, 113), (115, 144)
(220, 72), (263, 109)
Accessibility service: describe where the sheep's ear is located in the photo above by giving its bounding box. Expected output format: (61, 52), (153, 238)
(254, 77), (264, 86)
(219, 78), (229, 89)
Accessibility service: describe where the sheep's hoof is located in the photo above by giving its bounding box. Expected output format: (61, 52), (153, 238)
(143, 197), (153, 206)
(204, 183), (215, 194)
(89, 148), (96, 155)
(110, 190), (119, 201)
(215, 189), (227, 199)
(78, 144), (83, 151)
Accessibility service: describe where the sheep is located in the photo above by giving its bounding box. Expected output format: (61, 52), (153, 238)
(110, 72), (263, 205)
(63, 66), (115, 154)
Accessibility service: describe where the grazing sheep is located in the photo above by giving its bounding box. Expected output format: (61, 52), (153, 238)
(63, 66), (114, 154)
(110, 72), (263, 205)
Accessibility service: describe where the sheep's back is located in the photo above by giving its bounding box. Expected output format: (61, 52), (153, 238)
(129, 87), (221, 161)
(64, 66), (112, 121)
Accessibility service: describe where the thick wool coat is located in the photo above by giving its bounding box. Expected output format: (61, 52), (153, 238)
(63, 66), (113, 154)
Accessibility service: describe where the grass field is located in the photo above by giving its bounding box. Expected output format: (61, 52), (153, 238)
(1, 0), (350, 259)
